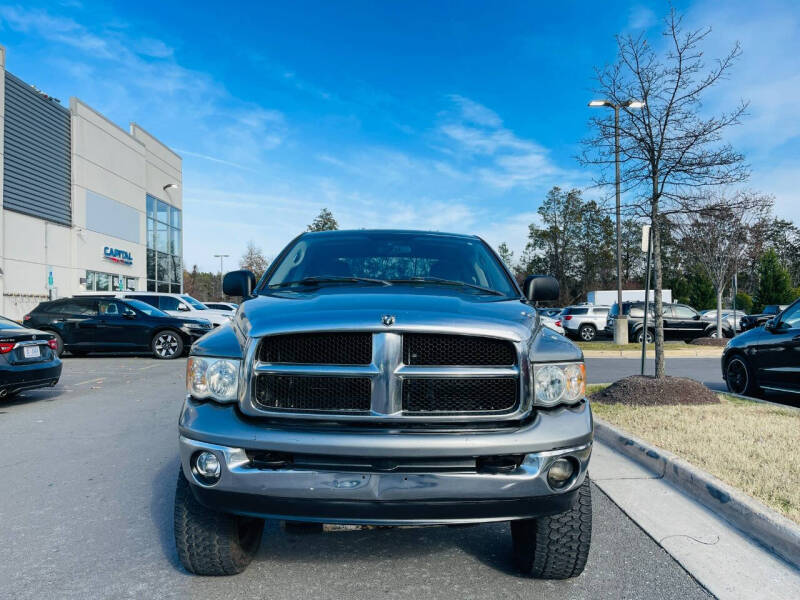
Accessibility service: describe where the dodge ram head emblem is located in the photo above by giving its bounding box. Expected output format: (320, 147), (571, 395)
(381, 314), (396, 326)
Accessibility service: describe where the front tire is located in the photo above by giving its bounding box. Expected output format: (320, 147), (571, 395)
(725, 355), (759, 396)
(152, 330), (184, 359)
(635, 329), (654, 344)
(174, 471), (264, 575)
(511, 477), (592, 579)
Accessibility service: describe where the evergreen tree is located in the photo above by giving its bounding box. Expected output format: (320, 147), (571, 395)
(307, 208), (339, 232)
(496, 242), (514, 268)
(754, 249), (795, 311)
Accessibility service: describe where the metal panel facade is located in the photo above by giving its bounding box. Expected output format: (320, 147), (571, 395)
(3, 71), (71, 226)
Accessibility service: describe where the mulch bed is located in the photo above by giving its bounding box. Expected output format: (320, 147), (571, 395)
(590, 375), (720, 406)
(689, 337), (729, 347)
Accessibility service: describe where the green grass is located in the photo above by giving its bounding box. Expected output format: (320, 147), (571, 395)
(576, 340), (689, 351)
(592, 393), (800, 524)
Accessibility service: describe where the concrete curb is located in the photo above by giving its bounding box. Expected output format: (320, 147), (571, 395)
(594, 417), (800, 569)
(583, 349), (723, 358)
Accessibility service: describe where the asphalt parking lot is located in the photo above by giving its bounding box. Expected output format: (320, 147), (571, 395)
(0, 356), (712, 599)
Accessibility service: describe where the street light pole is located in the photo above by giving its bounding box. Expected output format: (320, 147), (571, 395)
(213, 254), (229, 299)
(589, 99), (645, 345)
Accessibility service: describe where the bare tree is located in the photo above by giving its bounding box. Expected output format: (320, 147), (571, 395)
(240, 241), (269, 280)
(581, 9), (749, 377)
(677, 192), (772, 336)
(496, 242), (514, 268)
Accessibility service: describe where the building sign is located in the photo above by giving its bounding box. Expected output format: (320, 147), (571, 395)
(103, 247), (133, 265)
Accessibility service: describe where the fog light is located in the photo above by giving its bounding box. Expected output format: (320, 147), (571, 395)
(547, 458), (575, 489)
(194, 451), (221, 484)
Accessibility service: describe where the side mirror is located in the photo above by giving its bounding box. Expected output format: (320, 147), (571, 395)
(123, 311), (136, 319)
(223, 270), (257, 298)
(177, 304), (190, 311)
(764, 317), (777, 331)
(523, 275), (559, 302)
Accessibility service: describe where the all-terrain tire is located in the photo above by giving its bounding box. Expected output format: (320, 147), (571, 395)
(510, 477), (592, 579)
(173, 470), (264, 575)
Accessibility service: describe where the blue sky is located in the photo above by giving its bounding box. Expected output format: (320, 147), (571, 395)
(1, 0), (798, 271)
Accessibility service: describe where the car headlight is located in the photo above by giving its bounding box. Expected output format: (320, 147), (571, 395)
(533, 362), (586, 407)
(187, 357), (240, 403)
(186, 321), (211, 329)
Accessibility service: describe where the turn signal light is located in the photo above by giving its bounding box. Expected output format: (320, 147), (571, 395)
(564, 315), (573, 321)
(0, 342), (14, 354)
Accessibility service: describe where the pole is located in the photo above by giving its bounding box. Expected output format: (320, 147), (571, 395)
(213, 254), (229, 300)
(641, 227), (653, 376)
(612, 105), (628, 345)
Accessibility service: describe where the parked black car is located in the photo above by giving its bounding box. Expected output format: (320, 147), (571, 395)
(739, 304), (790, 332)
(722, 299), (800, 396)
(605, 301), (734, 343)
(0, 316), (62, 399)
(24, 297), (213, 359)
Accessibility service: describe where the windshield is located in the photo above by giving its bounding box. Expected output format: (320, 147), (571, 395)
(124, 299), (168, 317)
(181, 295), (208, 310)
(263, 231), (518, 297)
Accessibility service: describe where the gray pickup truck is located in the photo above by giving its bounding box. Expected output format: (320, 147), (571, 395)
(174, 229), (593, 578)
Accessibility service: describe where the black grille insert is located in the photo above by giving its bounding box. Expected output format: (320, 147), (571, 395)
(402, 378), (518, 413)
(404, 334), (516, 366)
(259, 333), (372, 365)
(254, 375), (371, 412)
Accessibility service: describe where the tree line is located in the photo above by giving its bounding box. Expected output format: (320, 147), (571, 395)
(498, 187), (799, 314)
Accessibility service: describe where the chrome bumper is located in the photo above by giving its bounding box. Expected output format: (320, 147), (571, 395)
(178, 404), (592, 524)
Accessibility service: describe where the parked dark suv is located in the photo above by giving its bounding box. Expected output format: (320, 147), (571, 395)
(605, 301), (733, 343)
(24, 297), (213, 359)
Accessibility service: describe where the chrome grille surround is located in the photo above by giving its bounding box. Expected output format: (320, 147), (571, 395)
(241, 330), (531, 423)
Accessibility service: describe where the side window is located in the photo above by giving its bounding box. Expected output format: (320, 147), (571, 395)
(159, 296), (182, 311)
(779, 303), (800, 329)
(98, 300), (121, 316)
(128, 295), (159, 308)
(672, 305), (697, 319)
(57, 299), (98, 316)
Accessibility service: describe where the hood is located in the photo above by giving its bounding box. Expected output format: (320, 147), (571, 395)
(237, 287), (535, 342)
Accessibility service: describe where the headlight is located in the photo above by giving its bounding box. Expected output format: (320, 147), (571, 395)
(186, 321), (211, 329)
(533, 362), (586, 407)
(187, 357), (240, 403)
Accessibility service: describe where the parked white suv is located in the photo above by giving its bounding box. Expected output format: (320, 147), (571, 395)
(83, 292), (233, 328)
(561, 305), (610, 341)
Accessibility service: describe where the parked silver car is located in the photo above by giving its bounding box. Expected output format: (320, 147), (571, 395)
(700, 310), (746, 334)
(561, 305), (610, 341)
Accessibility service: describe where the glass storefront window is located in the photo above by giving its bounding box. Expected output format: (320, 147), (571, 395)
(86, 271), (95, 290)
(96, 272), (110, 291)
(157, 200), (169, 224)
(147, 194), (182, 292)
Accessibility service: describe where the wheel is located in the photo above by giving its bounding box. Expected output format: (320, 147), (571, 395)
(173, 470), (264, 575)
(725, 355), (759, 396)
(152, 330), (184, 359)
(50, 332), (64, 357)
(636, 330), (654, 344)
(578, 324), (597, 342)
(511, 477), (592, 579)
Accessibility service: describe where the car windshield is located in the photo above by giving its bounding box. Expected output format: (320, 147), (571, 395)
(124, 299), (168, 317)
(263, 231), (518, 297)
(181, 295), (208, 310)
(0, 316), (23, 329)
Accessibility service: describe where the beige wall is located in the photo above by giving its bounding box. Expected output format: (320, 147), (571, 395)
(0, 74), (182, 320)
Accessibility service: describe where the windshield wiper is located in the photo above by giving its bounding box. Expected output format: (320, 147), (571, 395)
(389, 277), (505, 296)
(269, 276), (390, 288)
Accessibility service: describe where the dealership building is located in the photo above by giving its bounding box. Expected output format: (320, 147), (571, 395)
(0, 46), (183, 321)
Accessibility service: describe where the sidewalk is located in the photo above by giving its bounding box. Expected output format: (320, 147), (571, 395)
(590, 442), (800, 600)
(584, 347), (723, 358)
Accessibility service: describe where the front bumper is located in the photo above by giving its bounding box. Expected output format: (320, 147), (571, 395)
(178, 399), (593, 525)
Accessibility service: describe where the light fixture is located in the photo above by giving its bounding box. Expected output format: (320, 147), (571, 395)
(627, 100), (646, 109)
(163, 183), (179, 191)
(588, 100), (609, 107)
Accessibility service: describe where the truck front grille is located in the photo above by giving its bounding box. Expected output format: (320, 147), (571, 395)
(250, 332), (524, 421)
(402, 378), (518, 413)
(254, 375), (371, 412)
(258, 332), (372, 365)
(403, 333), (516, 366)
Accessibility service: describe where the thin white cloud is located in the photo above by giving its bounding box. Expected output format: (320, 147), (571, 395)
(627, 6), (657, 30)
